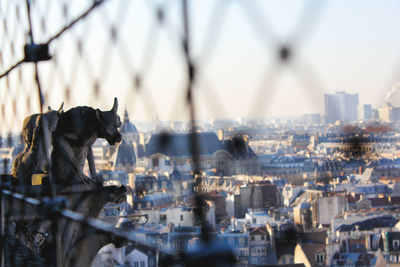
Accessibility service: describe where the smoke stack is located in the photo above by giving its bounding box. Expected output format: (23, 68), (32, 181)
(385, 83), (400, 107)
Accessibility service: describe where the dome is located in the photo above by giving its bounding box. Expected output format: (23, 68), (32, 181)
(114, 139), (136, 168)
(120, 109), (138, 135)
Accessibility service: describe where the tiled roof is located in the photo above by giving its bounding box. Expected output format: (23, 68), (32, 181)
(223, 137), (257, 159)
(300, 230), (327, 244)
(369, 197), (390, 207)
(145, 132), (257, 159)
(145, 132), (224, 157)
(298, 243), (326, 267)
(337, 216), (397, 232)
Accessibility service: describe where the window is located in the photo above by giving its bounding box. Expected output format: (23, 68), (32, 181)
(394, 240), (400, 250)
(140, 261), (145, 267)
(134, 262), (139, 267)
(390, 254), (398, 263)
(282, 258), (286, 264)
(160, 214), (167, 223)
(240, 250), (245, 257)
(239, 237), (245, 246)
(315, 254), (325, 265)
(252, 256), (258, 264)
(180, 214), (184, 221)
(152, 158), (159, 167)
(261, 235), (265, 240)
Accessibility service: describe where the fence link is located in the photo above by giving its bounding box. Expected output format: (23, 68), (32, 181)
(1, 0), (399, 266)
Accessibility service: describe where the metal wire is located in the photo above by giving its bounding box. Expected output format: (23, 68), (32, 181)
(0, 0), (396, 266)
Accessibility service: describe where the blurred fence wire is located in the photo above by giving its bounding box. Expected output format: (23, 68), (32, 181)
(0, 0), (396, 266)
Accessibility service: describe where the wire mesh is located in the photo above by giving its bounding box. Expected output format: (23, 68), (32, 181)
(1, 0), (400, 266)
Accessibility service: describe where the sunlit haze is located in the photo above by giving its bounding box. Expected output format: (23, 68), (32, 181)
(2, 0), (400, 125)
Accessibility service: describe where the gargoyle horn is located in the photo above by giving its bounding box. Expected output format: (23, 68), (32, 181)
(111, 97), (118, 114)
(58, 102), (64, 112)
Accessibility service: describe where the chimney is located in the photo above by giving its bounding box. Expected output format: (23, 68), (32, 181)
(133, 142), (139, 161)
(218, 129), (224, 141)
(365, 234), (371, 251)
(382, 232), (389, 252)
(267, 223), (276, 251)
(129, 173), (136, 189)
(139, 133), (146, 152)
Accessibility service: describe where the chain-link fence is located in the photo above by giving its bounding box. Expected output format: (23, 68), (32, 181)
(1, 0), (400, 266)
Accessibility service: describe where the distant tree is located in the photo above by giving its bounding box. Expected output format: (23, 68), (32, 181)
(341, 125), (361, 134)
(364, 124), (392, 134)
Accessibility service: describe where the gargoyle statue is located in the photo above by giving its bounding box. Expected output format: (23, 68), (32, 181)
(11, 103), (64, 185)
(51, 97), (122, 185)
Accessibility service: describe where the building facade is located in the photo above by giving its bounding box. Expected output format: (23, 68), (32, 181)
(325, 91), (359, 124)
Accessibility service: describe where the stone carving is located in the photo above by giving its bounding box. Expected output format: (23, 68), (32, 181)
(6, 184), (127, 267)
(47, 97), (125, 266)
(57, 185), (127, 267)
(11, 103), (64, 185)
(51, 97), (122, 185)
(7, 99), (126, 266)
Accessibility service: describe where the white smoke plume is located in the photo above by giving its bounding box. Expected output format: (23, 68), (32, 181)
(385, 83), (400, 107)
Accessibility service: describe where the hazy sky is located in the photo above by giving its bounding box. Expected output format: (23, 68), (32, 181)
(2, 0), (400, 128)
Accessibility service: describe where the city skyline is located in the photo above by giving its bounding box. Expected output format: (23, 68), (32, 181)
(3, 0), (400, 126)
(4, 1), (400, 266)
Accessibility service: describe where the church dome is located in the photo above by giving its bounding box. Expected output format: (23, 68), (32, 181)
(114, 139), (136, 169)
(120, 109), (138, 134)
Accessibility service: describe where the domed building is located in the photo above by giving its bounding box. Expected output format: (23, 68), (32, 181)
(120, 109), (139, 144)
(113, 139), (136, 171)
(112, 109), (139, 172)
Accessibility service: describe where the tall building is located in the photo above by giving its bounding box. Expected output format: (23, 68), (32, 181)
(378, 103), (400, 122)
(324, 91), (359, 124)
(302, 114), (321, 125)
(372, 108), (379, 120)
(358, 104), (372, 121)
